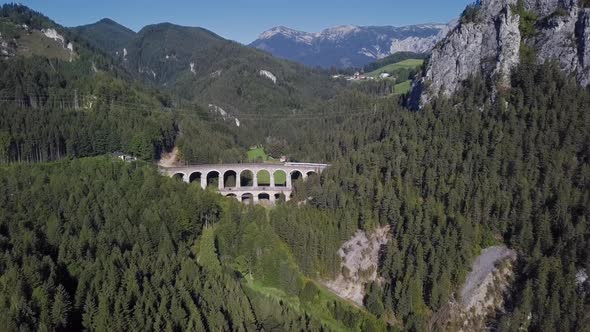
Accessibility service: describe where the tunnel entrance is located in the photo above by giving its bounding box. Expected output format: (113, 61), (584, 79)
(224, 170), (237, 188)
(207, 171), (220, 188)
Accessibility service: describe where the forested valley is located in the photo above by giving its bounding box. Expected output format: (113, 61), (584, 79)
(0, 3), (589, 332)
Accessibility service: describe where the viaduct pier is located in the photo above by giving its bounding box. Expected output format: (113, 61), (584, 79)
(161, 162), (329, 204)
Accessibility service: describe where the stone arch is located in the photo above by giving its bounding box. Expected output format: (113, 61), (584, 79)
(226, 193), (237, 199)
(258, 193), (270, 201)
(307, 171), (318, 178)
(240, 170), (254, 187)
(242, 193), (254, 204)
(224, 170), (237, 188)
(257, 170), (271, 187)
(206, 170), (220, 188)
(273, 170), (287, 187)
(189, 172), (202, 184)
(290, 170), (303, 182)
(173, 173), (185, 181)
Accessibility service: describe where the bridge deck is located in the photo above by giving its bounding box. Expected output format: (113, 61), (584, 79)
(161, 162), (329, 204)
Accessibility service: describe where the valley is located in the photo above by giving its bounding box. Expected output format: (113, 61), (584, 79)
(0, 1), (588, 332)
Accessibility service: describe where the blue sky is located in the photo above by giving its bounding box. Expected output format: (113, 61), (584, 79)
(4, 0), (472, 43)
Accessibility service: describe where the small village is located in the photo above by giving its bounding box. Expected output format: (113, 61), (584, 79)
(332, 71), (390, 81)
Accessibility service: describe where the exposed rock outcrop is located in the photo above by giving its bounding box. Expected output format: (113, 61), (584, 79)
(460, 246), (517, 315)
(208, 104), (241, 127)
(430, 245), (517, 331)
(576, 269), (590, 296)
(412, 0), (590, 107)
(412, 0), (521, 107)
(0, 33), (17, 58)
(323, 226), (390, 306)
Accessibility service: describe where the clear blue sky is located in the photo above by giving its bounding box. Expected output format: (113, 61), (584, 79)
(4, 0), (472, 44)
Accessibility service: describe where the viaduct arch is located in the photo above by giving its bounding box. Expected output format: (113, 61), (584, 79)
(162, 162), (329, 204)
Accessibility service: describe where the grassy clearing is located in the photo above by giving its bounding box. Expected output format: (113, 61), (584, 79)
(244, 278), (379, 331)
(19, 31), (73, 60)
(367, 59), (424, 77)
(0, 19), (73, 60)
(246, 147), (285, 186)
(393, 80), (412, 95)
(247, 147), (268, 162)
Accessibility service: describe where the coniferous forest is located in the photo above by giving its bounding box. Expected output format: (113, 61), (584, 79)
(0, 3), (589, 332)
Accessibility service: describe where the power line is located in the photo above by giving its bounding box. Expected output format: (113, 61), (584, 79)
(0, 93), (390, 121)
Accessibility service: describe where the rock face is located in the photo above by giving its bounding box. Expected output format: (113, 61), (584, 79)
(430, 245), (517, 331)
(413, 0), (521, 107)
(250, 23), (456, 68)
(460, 246), (517, 315)
(0, 33), (17, 58)
(413, 0), (590, 107)
(323, 226), (390, 306)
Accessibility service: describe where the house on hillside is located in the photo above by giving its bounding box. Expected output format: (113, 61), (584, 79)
(113, 152), (137, 162)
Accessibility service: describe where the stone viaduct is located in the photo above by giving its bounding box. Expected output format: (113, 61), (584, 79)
(161, 162), (329, 204)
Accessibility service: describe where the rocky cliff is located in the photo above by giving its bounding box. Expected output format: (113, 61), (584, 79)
(323, 226), (390, 306)
(412, 0), (590, 107)
(430, 246), (518, 331)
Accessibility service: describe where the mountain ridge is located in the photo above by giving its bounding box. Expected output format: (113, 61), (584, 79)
(71, 17), (136, 56)
(250, 21), (457, 68)
(73, 18), (344, 123)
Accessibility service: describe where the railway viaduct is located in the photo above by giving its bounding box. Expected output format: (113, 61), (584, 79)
(161, 162), (329, 204)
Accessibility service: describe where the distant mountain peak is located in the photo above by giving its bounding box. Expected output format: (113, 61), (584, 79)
(258, 26), (315, 44)
(319, 25), (361, 39)
(259, 24), (362, 42)
(97, 18), (118, 25)
(72, 18), (136, 56)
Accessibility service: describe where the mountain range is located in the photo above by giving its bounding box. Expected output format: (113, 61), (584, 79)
(71, 19), (340, 117)
(249, 22), (457, 68)
(1, 3), (589, 332)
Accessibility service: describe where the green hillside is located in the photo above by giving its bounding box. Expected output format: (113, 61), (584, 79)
(71, 18), (136, 55)
(363, 51), (427, 72)
(1, 4), (589, 332)
(393, 80), (412, 95)
(0, 4), (247, 164)
(367, 59), (424, 77)
(0, 156), (384, 331)
(75, 21), (344, 117)
(73, 19), (352, 160)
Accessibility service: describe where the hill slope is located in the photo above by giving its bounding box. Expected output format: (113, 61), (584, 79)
(75, 21), (343, 116)
(71, 18), (136, 55)
(0, 4), (249, 164)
